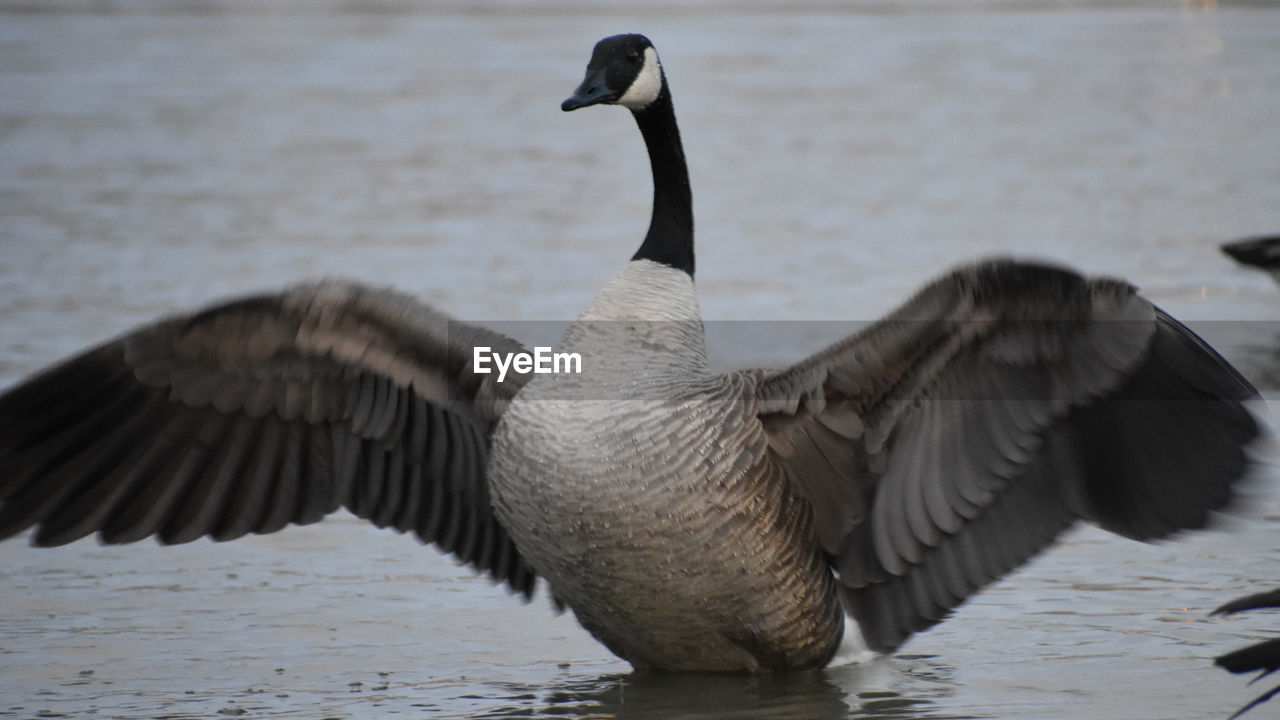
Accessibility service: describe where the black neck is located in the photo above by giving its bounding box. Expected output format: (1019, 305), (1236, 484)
(629, 83), (694, 276)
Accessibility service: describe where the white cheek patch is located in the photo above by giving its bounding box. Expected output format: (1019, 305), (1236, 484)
(618, 47), (663, 110)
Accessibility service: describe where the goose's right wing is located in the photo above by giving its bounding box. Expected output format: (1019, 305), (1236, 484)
(0, 280), (539, 597)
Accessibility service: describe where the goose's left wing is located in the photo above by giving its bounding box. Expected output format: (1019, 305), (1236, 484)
(756, 259), (1261, 652)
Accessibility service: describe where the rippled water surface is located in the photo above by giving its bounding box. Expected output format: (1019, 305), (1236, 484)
(1, 2), (1279, 718)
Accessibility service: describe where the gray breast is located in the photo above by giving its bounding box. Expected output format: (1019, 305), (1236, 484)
(485, 261), (844, 671)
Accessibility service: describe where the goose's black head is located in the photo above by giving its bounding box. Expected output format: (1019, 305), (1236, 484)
(562, 34), (664, 112)
(562, 34), (693, 277)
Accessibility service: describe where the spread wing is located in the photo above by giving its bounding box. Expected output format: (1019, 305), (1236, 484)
(757, 259), (1261, 652)
(0, 280), (539, 597)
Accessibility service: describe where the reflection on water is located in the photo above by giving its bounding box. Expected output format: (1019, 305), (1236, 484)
(484, 672), (857, 719)
(468, 659), (982, 720)
(1, 1), (1279, 719)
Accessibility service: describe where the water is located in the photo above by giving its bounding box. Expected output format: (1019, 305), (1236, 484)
(1, 2), (1279, 718)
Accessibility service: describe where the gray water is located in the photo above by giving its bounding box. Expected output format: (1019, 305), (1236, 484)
(2, 2), (1279, 718)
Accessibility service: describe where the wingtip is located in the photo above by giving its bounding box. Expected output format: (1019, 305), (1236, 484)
(1221, 235), (1280, 267)
(1214, 589), (1280, 617)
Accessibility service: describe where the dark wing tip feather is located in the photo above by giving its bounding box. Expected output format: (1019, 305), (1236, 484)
(1227, 687), (1280, 720)
(1074, 312), (1261, 542)
(1215, 589), (1280, 617)
(1215, 591), (1280, 720)
(1216, 638), (1280, 675)
(1221, 235), (1280, 268)
(0, 346), (163, 545)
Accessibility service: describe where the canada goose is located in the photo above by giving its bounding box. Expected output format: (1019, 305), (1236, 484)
(1213, 589), (1280, 719)
(1222, 235), (1280, 286)
(0, 33), (1263, 673)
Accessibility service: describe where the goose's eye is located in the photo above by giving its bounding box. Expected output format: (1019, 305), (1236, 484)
(626, 51), (642, 64)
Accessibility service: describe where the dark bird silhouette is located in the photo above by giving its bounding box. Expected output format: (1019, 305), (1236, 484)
(1222, 235), (1280, 286)
(1214, 589), (1280, 719)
